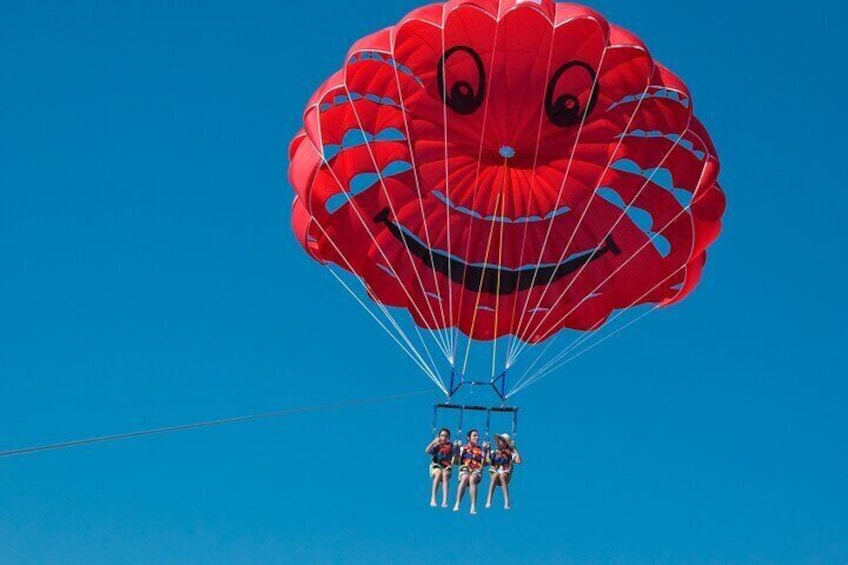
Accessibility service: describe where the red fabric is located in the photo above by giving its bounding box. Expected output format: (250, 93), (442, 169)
(289, 0), (725, 343)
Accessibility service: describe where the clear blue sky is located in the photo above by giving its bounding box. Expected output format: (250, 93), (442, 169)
(1, 1), (845, 563)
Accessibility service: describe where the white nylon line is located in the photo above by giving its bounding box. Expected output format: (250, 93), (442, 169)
(510, 304), (659, 397)
(508, 119), (700, 364)
(319, 223), (445, 392)
(530, 266), (684, 376)
(340, 77), (454, 358)
(508, 125), (714, 392)
(438, 5), (457, 362)
(450, 2), (506, 367)
(325, 266), (444, 389)
(308, 212), (445, 390)
(507, 48), (655, 364)
(328, 250), (444, 390)
(509, 264), (686, 396)
(507, 91), (694, 364)
(492, 166), (508, 379)
(302, 135), (450, 368)
(298, 217), (438, 383)
(460, 189), (503, 377)
(521, 137), (715, 364)
(526, 152), (709, 351)
(504, 42), (611, 361)
(489, 17), (535, 381)
(489, 13), (521, 380)
(506, 143), (714, 393)
(386, 30), (454, 356)
(509, 323), (568, 390)
(506, 128), (677, 359)
(308, 90), (453, 362)
(509, 250), (699, 396)
(302, 153), (448, 376)
(315, 210), (446, 383)
(502, 19), (558, 369)
(504, 45), (655, 363)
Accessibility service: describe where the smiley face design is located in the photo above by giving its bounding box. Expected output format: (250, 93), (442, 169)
(290, 0), (725, 343)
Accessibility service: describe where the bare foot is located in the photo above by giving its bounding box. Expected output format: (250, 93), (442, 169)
(470, 507), (477, 515)
(453, 504), (460, 512)
(441, 502), (448, 508)
(430, 500), (437, 507)
(504, 504), (511, 510)
(485, 501), (492, 509)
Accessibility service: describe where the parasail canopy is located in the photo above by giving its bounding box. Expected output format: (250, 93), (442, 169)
(288, 0), (725, 397)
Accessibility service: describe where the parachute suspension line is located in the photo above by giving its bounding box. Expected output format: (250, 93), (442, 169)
(308, 227), (443, 386)
(505, 51), (653, 365)
(438, 5), (457, 363)
(521, 264), (687, 384)
(523, 147), (711, 350)
(450, 8), (505, 365)
(324, 267), (445, 391)
(509, 322), (569, 390)
(545, 301), (664, 373)
(492, 160), (510, 379)
(510, 305), (659, 397)
(510, 266), (683, 396)
(303, 138), (451, 373)
(506, 150), (713, 394)
(507, 264), (687, 397)
(503, 44), (611, 362)
(340, 84), (454, 359)
(324, 242), (444, 392)
(460, 189), (503, 377)
(543, 307), (658, 378)
(490, 5), (532, 378)
(511, 119), (689, 352)
(287, 3), (726, 403)
(508, 120), (705, 365)
(503, 23), (558, 370)
(506, 87), (687, 365)
(308, 211), (445, 390)
(0, 390), (433, 459)
(388, 31), (454, 359)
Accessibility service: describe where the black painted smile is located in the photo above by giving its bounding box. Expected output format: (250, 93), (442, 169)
(374, 208), (621, 296)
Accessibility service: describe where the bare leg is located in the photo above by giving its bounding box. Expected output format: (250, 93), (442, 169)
(430, 469), (442, 507)
(485, 474), (499, 508)
(454, 475), (469, 511)
(501, 473), (512, 509)
(469, 473), (480, 515)
(440, 472), (450, 507)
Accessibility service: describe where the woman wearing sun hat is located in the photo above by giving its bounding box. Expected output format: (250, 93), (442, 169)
(485, 433), (522, 510)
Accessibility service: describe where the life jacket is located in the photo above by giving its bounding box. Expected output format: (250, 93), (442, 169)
(431, 441), (454, 467)
(491, 447), (513, 470)
(461, 443), (485, 470)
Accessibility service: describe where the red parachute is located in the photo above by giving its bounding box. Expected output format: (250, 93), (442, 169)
(289, 0), (724, 351)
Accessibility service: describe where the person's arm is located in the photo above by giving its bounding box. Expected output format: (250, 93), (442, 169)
(424, 438), (439, 454)
(512, 447), (522, 465)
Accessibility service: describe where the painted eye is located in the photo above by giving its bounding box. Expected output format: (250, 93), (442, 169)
(437, 46), (485, 115)
(545, 61), (599, 128)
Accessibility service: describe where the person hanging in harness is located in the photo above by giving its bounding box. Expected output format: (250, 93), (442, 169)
(485, 432), (522, 510)
(453, 429), (488, 515)
(425, 428), (455, 508)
